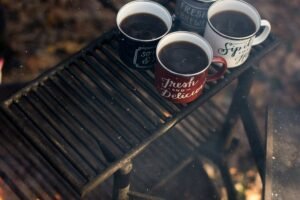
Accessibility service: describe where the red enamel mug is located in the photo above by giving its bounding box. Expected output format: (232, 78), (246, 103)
(155, 31), (227, 104)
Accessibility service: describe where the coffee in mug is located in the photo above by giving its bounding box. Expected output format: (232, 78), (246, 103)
(210, 10), (256, 37)
(120, 13), (168, 40)
(158, 41), (209, 74)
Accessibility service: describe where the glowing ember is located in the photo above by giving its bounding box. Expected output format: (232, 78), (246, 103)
(54, 193), (62, 200)
(0, 185), (4, 200)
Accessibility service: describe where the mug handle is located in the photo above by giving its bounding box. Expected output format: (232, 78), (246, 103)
(252, 19), (271, 46)
(207, 56), (227, 82)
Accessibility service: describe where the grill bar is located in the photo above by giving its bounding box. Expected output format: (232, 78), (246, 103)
(25, 93), (98, 179)
(87, 52), (170, 123)
(7, 103), (86, 190)
(30, 90), (106, 171)
(40, 77), (125, 159)
(34, 86), (109, 166)
(69, 60), (151, 141)
(93, 53), (175, 124)
(46, 76), (126, 156)
(0, 145), (45, 199)
(61, 67), (138, 150)
(83, 53), (160, 129)
(78, 57), (154, 138)
(179, 120), (208, 144)
(20, 95), (94, 180)
(0, 111), (79, 199)
(55, 69), (139, 149)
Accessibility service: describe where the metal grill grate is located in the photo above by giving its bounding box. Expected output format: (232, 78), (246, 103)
(2, 29), (279, 197)
(0, 110), (79, 200)
(130, 99), (227, 194)
(84, 99), (226, 199)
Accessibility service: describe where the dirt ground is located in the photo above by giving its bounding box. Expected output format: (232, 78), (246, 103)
(0, 0), (299, 199)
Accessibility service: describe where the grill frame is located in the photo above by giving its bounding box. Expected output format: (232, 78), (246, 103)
(1, 28), (279, 198)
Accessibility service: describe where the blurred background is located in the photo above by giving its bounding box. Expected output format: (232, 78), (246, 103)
(0, 0), (299, 199)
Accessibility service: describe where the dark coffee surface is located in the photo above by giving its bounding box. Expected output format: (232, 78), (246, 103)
(210, 10), (256, 37)
(159, 41), (209, 74)
(120, 13), (168, 40)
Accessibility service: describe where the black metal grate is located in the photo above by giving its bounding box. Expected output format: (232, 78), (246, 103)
(130, 99), (227, 194)
(0, 110), (79, 200)
(86, 98), (226, 199)
(2, 29), (279, 197)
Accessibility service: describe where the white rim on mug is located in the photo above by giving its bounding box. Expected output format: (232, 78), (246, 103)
(156, 31), (213, 77)
(196, 0), (217, 2)
(207, 0), (262, 40)
(116, 0), (172, 42)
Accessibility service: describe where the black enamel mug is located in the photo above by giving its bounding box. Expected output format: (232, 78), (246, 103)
(116, 0), (172, 69)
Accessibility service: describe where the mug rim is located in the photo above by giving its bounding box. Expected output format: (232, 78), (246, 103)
(156, 31), (213, 77)
(207, 0), (262, 40)
(195, 0), (217, 2)
(116, 0), (172, 42)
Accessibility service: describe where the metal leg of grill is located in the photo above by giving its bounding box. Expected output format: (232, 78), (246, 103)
(210, 66), (258, 200)
(240, 99), (265, 181)
(198, 148), (237, 200)
(232, 66), (265, 181)
(216, 158), (237, 200)
(113, 161), (133, 200)
(219, 67), (257, 151)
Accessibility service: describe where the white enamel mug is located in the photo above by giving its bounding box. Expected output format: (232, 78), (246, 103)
(204, 0), (271, 68)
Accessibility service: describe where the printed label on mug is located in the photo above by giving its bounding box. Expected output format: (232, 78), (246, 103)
(133, 46), (156, 68)
(177, 0), (208, 30)
(159, 76), (203, 100)
(217, 38), (253, 66)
